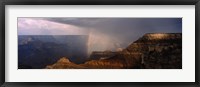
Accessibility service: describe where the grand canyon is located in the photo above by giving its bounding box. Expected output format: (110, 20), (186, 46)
(18, 18), (182, 69)
(18, 33), (182, 69)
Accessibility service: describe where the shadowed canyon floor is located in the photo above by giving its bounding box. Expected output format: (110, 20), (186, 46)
(46, 33), (182, 69)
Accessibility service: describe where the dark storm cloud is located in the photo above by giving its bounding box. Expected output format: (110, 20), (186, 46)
(44, 18), (182, 32)
(44, 18), (106, 28)
(44, 18), (182, 52)
(44, 18), (182, 42)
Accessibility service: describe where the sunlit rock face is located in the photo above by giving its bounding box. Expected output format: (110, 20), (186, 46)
(119, 33), (182, 69)
(141, 33), (181, 40)
(46, 33), (182, 69)
(46, 57), (87, 69)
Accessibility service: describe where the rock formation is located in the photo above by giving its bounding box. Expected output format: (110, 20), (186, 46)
(46, 33), (182, 69)
(89, 50), (118, 60)
(46, 57), (87, 69)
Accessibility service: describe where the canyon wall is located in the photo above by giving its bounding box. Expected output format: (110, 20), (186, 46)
(46, 33), (182, 69)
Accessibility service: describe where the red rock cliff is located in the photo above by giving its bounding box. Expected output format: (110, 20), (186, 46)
(46, 33), (182, 69)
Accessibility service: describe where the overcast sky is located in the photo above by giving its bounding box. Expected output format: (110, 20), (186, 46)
(18, 18), (182, 52)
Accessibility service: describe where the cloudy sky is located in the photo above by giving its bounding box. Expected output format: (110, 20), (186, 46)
(18, 18), (182, 52)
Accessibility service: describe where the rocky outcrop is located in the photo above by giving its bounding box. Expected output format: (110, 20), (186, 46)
(89, 51), (118, 60)
(113, 33), (182, 69)
(46, 57), (87, 69)
(46, 33), (182, 69)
